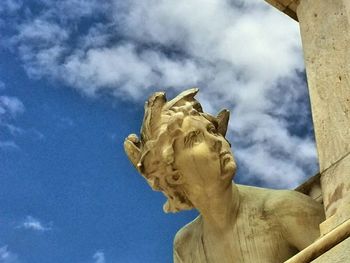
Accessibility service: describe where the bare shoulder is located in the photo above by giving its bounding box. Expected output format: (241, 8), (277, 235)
(263, 188), (325, 250)
(237, 184), (324, 249)
(174, 215), (201, 250)
(236, 184), (323, 217)
(264, 188), (324, 216)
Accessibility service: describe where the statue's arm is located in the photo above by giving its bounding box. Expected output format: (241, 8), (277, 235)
(173, 221), (197, 263)
(269, 190), (325, 251)
(173, 247), (184, 263)
(173, 227), (189, 263)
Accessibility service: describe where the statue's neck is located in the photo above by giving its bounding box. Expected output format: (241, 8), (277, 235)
(197, 183), (240, 232)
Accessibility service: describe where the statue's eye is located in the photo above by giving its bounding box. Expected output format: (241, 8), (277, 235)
(184, 130), (203, 148)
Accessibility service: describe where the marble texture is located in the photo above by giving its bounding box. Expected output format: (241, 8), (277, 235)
(297, 0), (350, 234)
(311, 237), (350, 263)
(297, 0), (350, 173)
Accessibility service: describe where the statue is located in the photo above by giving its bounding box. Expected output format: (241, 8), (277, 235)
(124, 88), (325, 263)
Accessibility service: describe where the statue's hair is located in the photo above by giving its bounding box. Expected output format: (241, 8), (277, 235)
(124, 88), (230, 213)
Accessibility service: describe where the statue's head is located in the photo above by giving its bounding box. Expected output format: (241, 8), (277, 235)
(124, 88), (236, 213)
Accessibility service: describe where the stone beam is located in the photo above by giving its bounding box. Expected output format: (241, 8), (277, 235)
(264, 0), (300, 21)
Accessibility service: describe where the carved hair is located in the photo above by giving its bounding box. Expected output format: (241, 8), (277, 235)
(124, 88), (230, 213)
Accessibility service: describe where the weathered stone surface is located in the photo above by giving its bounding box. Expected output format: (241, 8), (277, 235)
(295, 173), (323, 203)
(264, 0), (299, 20)
(284, 218), (350, 263)
(311, 237), (350, 263)
(265, 0), (350, 260)
(297, 0), (350, 173)
(320, 152), (350, 233)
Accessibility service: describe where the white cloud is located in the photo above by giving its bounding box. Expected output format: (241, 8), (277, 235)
(0, 141), (19, 151)
(17, 19), (69, 44)
(0, 0), (22, 14)
(2, 123), (24, 136)
(93, 251), (105, 263)
(63, 44), (205, 99)
(40, 0), (109, 21)
(0, 0), (21, 29)
(8, 0), (318, 188)
(0, 246), (19, 263)
(0, 95), (25, 151)
(18, 216), (52, 232)
(0, 93), (43, 147)
(0, 96), (24, 118)
(78, 23), (113, 50)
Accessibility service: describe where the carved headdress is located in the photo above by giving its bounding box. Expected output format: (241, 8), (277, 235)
(124, 88), (230, 212)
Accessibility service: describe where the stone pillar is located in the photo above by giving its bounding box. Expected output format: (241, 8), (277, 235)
(264, 0), (350, 261)
(296, 0), (350, 235)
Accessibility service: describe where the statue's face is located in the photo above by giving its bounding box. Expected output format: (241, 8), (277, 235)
(173, 115), (236, 199)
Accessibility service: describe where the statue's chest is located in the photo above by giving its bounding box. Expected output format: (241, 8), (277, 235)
(199, 217), (295, 263)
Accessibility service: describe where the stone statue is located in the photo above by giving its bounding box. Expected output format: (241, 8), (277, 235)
(124, 88), (325, 263)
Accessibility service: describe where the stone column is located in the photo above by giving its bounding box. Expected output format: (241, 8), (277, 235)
(296, 0), (350, 235)
(263, 0), (350, 261)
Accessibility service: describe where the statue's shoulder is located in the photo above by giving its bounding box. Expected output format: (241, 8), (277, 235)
(237, 184), (324, 250)
(237, 184), (322, 215)
(255, 186), (324, 250)
(263, 187), (321, 213)
(174, 215), (202, 254)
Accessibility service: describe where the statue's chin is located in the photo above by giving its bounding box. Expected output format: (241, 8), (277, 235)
(220, 153), (236, 180)
(221, 160), (236, 181)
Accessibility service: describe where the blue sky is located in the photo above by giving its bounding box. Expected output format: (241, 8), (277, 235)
(0, 0), (318, 262)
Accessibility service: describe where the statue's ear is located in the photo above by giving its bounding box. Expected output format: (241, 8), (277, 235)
(217, 109), (230, 137)
(163, 193), (193, 213)
(165, 171), (184, 185)
(124, 134), (141, 169)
